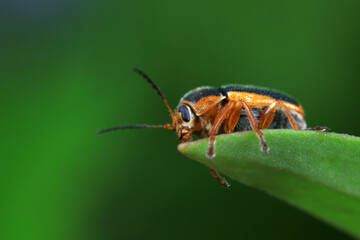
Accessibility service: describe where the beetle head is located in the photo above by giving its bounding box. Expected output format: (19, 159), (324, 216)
(173, 104), (199, 141)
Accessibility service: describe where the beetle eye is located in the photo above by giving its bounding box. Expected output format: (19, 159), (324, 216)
(178, 105), (191, 122)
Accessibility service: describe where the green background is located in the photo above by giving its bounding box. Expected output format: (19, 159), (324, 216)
(1, 0), (360, 239)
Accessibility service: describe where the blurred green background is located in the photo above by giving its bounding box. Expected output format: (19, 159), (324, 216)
(1, 0), (360, 239)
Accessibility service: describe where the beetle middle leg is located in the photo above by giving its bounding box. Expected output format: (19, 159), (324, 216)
(242, 102), (269, 155)
(258, 101), (277, 129)
(224, 102), (243, 133)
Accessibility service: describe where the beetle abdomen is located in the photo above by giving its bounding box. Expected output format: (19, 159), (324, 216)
(232, 108), (306, 132)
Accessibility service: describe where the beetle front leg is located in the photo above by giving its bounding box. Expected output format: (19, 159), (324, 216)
(207, 101), (236, 160)
(209, 167), (230, 188)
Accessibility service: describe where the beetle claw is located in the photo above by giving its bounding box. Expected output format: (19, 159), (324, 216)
(209, 168), (230, 188)
(206, 151), (215, 160)
(307, 126), (330, 132)
(207, 136), (216, 160)
(206, 146), (215, 160)
(261, 140), (270, 155)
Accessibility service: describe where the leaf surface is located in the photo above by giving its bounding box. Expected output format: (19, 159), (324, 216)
(178, 130), (360, 238)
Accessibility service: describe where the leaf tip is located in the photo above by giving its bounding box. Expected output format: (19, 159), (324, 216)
(177, 142), (189, 154)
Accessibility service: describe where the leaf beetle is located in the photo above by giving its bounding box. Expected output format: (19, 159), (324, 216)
(99, 68), (328, 187)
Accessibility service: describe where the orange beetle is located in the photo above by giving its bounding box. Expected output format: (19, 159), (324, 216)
(99, 69), (328, 187)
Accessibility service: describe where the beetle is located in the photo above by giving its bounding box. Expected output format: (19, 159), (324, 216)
(99, 68), (328, 187)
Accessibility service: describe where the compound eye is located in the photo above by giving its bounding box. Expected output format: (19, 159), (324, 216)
(178, 105), (191, 122)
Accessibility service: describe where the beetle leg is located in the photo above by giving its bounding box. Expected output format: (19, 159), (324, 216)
(242, 102), (269, 155)
(224, 102), (243, 133)
(207, 101), (236, 160)
(209, 167), (230, 188)
(258, 101), (277, 129)
(260, 101), (302, 131)
(307, 126), (330, 132)
(278, 102), (301, 130)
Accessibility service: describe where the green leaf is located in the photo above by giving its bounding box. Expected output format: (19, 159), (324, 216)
(178, 130), (360, 238)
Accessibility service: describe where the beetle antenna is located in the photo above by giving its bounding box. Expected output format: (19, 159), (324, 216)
(133, 68), (175, 121)
(97, 124), (174, 135)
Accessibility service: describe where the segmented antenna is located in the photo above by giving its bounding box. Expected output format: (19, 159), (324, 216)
(133, 68), (175, 121)
(97, 69), (176, 135)
(97, 124), (174, 135)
